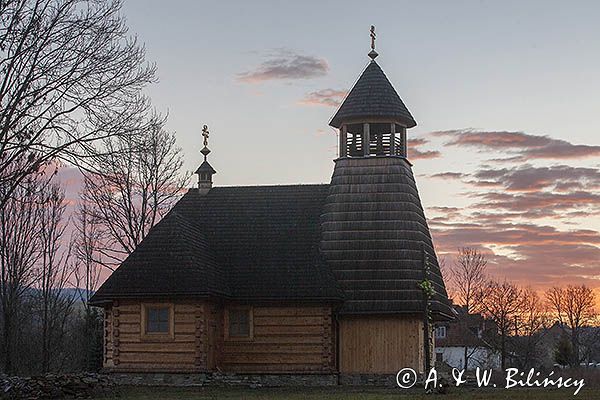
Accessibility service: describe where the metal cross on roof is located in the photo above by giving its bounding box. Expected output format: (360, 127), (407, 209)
(368, 26), (379, 60)
(202, 124), (210, 147)
(370, 25), (376, 50)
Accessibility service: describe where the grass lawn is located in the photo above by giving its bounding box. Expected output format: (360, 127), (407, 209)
(92, 386), (596, 400)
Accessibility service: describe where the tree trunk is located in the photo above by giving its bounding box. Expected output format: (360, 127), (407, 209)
(572, 330), (579, 366)
(501, 331), (506, 370)
(2, 310), (13, 374)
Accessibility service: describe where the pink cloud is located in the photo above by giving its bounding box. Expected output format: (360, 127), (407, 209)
(237, 50), (329, 83)
(473, 165), (600, 192)
(429, 215), (600, 288)
(299, 89), (347, 107)
(408, 137), (441, 160)
(432, 129), (600, 160)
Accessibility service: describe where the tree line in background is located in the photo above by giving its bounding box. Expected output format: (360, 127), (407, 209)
(442, 247), (598, 371)
(0, 0), (187, 375)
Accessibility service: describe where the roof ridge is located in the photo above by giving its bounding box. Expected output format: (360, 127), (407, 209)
(208, 183), (330, 189)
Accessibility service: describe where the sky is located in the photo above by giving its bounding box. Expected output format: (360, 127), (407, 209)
(66, 1), (600, 293)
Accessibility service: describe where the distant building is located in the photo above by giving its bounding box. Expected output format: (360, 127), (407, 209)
(435, 306), (500, 370)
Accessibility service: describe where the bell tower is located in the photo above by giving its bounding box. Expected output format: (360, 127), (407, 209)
(321, 27), (452, 374)
(330, 26), (416, 159)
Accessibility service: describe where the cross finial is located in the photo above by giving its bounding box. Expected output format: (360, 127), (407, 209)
(370, 25), (376, 50)
(202, 124), (210, 147)
(368, 25), (379, 60)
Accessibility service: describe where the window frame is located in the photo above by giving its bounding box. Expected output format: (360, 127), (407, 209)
(224, 306), (253, 341)
(140, 303), (175, 341)
(435, 325), (447, 339)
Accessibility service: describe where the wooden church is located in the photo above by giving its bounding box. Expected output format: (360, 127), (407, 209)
(90, 32), (453, 379)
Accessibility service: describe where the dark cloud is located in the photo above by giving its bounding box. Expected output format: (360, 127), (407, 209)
(237, 50), (328, 83)
(473, 191), (600, 215)
(429, 164), (600, 219)
(432, 129), (600, 161)
(473, 165), (600, 192)
(429, 172), (465, 180)
(299, 89), (347, 107)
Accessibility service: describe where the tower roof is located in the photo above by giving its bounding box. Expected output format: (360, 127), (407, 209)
(195, 160), (216, 175)
(329, 61), (416, 129)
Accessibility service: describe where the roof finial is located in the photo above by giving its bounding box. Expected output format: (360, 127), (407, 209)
(368, 25), (378, 60)
(201, 124), (211, 161)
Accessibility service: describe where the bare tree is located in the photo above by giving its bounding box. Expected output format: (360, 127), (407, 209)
(72, 200), (104, 371)
(512, 287), (548, 369)
(0, 176), (43, 373)
(476, 279), (522, 370)
(34, 182), (75, 372)
(546, 285), (596, 365)
(0, 0), (156, 208)
(73, 201), (102, 310)
(449, 247), (487, 313)
(81, 120), (189, 268)
(445, 247), (488, 369)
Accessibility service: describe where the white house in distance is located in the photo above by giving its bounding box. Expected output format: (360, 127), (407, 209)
(435, 306), (500, 370)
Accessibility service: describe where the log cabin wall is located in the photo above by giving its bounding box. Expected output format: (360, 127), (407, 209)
(205, 302), (223, 370)
(103, 308), (113, 368)
(104, 300), (209, 372)
(338, 315), (424, 374)
(103, 301), (335, 374)
(220, 306), (335, 373)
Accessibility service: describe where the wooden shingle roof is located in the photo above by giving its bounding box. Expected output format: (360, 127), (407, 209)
(320, 157), (453, 319)
(329, 60), (417, 128)
(90, 212), (228, 302)
(90, 185), (344, 305)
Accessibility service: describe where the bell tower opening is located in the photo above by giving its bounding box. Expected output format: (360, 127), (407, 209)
(339, 122), (407, 158)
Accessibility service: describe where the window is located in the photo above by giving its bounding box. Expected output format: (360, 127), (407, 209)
(147, 307), (170, 333)
(226, 308), (252, 339)
(435, 326), (447, 339)
(141, 303), (173, 339)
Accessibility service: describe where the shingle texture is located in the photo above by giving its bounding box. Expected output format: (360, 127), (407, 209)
(90, 185), (344, 304)
(330, 61), (416, 128)
(320, 157), (453, 319)
(90, 212), (228, 301)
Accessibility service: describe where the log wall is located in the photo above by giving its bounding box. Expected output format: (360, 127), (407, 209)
(339, 315), (423, 373)
(103, 301), (335, 374)
(221, 306), (335, 373)
(104, 300), (203, 372)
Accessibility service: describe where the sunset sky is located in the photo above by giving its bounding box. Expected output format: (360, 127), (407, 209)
(60, 1), (600, 293)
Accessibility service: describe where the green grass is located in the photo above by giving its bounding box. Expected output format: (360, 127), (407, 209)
(92, 386), (597, 400)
